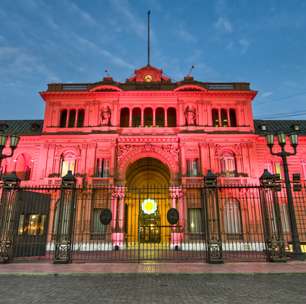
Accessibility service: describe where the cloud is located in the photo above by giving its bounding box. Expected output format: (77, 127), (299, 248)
(214, 17), (233, 33)
(109, 0), (146, 39)
(73, 35), (133, 69)
(63, 0), (98, 27)
(238, 38), (250, 54)
(261, 91), (273, 98)
(176, 27), (197, 43)
(0, 47), (59, 82)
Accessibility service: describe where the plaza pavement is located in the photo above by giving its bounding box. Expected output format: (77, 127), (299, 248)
(0, 261), (306, 274)
(0, 262), (306, 304)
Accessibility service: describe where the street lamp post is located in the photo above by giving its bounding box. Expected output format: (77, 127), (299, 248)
(266, 132), (303, 259)
(0, 134), (20, 176)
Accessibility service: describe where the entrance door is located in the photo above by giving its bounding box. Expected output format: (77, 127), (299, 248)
(14, 191), (51, 257)
(139, 211), (161, 243)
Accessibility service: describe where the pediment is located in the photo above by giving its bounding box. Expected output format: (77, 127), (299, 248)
(127, 65), (171, 83)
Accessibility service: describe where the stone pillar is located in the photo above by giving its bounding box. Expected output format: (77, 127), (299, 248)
(153, 108), (156, 127)
(180, 144), (186, 176)
(129, 108), (132, 127)
(141, 108), (144, 127)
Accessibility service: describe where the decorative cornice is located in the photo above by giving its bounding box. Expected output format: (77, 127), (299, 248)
(117, 137), (179, 143)
(40, 90), (257, 101)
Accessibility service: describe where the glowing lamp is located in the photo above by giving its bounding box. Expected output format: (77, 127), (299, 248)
(142, 199), (157, 215)
(10, 135), (20, 148)
(289, 134), (298, 147)
(277, 133), (286, 146)
(0, 134), (7, 147)
(266, 134), (274, 147)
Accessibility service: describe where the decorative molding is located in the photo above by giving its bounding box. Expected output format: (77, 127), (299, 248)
(117, 143), (179, 179)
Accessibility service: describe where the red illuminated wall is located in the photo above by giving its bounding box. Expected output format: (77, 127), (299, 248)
(2, 65), (306, 186)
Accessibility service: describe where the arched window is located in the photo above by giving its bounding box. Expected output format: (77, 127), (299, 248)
(155, 107), (165, 127)
(60, 110), (67, 128)
(221, 108), (228, 127)
(68, 110), (76, 128)
(220, 151), (237, 177)
(167, 107), (176, 127)
(229, 108), (237, 127)
(144, 107), (153, 127)
(77, 109), (85, 127)
(15, 154), (31, 180)
(132, 108), (141, 127)
(212, 108), (219, 127)
(60, 152), (76, 177)
(223, 199), (242, 240)
(120, 108), (130, 127)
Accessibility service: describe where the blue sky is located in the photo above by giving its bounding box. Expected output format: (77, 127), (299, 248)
(0, 0), (306, 120)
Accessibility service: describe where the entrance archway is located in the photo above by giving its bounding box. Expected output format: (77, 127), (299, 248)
(125, 158), (171, 245)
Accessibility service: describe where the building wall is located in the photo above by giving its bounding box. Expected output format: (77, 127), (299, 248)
(2, 86), (306, 186)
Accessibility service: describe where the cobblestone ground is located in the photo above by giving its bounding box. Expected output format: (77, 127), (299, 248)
(0, 273), (305, 304)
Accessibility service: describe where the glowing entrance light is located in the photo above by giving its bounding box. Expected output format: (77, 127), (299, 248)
(142, 198), (157, 215)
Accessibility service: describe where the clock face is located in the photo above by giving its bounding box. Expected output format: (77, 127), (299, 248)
(144, 74), (153, 82)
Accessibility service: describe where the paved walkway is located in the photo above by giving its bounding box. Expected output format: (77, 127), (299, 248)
(0, 272), (305, 304)
(1, 261), (306, 274)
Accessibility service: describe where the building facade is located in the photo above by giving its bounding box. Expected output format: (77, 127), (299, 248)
(1, 64), (306, 262)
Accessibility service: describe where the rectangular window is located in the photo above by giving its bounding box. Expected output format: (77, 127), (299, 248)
(68, 110), (76, 128)
(221, 155), (236, 177)
(221, 109), (228, 127)
(95, 158), (110, 177)
(229, 108), (237, 127)
(61, 160), (76, 177)
(187, 159), (199, 177)
(18, 214), (46, 236)
(188, 208), (203, 235)
(212, 109), (219, 127)
(91, 208), (107, 239)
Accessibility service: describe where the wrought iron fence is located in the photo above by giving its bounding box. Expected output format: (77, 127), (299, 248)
(0, 172), (305, 264)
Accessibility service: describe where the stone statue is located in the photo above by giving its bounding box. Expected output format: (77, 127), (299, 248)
(185, 106), (196, 126)
(100, 106), (111, 126)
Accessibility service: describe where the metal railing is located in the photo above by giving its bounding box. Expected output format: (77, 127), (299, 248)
(0, 171), (305, 264)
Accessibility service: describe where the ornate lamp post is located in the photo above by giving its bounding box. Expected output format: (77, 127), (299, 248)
(266, 132), (303, 259)
(0, 134), (20, 175)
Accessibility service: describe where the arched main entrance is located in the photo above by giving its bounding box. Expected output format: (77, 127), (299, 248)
(125, 158), (171, 245)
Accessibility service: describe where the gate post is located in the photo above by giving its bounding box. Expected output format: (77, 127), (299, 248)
(53, 171), (76, 264)
(203, 170), (223, 264)
(259, 169), (287, 262)
(111, 186), (126, 250)
(0, 172), (20, 263)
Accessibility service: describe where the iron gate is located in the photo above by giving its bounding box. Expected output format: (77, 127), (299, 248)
(1, 172), (305, 263)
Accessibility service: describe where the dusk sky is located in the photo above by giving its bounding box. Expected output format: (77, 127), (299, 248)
(0, 0), (306, 120)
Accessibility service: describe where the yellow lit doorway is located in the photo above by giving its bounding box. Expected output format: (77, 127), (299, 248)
(125, 157), (171, 246)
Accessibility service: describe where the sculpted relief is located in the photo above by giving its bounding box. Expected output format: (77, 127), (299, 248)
(100, 106), (111, 126)
(117, 143), (179, 178)
(184, 106), (197, 126)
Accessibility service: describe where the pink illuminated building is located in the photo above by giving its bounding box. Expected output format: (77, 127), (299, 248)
(1, 64), (305, 186)
(1, 64), (306, 261)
